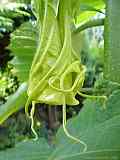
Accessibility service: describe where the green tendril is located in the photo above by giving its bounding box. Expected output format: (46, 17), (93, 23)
(25, 97), (31, 118)
(62, 99), (87, 152)
(30, 101), (38, 141)
(78, 91), (107, 101)
(78, 91), (107, 109)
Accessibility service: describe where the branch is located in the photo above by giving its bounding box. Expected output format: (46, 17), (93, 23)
(73, 18), (104, 34)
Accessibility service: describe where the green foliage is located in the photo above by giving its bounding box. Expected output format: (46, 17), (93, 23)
(0, 68), (17, 99)
(104, 0), (120, 83)
(9, 22), (37, 82)
(0, 139), (53, 160)
(0, 16), (13, 34)
(0, 90), (120, 159)
(0, 72), (9, 98)
(0, 83), (27, 124)
(94, 77), (120, 96)
(0, 3), (30, 19)
(0, 2), (31, 37)
(75, 0), (105, 24)
(53, 90), (120, 159)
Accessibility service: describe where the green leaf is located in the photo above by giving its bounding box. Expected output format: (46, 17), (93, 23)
(9, 22), (37, 82)
(49, 90), (120, 159)
(0, 139), (53, 160)
(79, 0), (105, 9)
(0, 16), (14, 32)
(104, 0), (120, 83)
(0, 90), (120, 159)
(0, 82), (27, 124)
(0, 3), (30, 19)
(74, 0), (105, 25)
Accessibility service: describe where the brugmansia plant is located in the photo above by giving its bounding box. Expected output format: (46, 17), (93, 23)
(25, 0), (107, 150)
(26, 0), (87, 147)
(0, 0), (120, 159)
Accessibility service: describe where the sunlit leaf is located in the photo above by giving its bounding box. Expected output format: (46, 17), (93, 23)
(9, 22), (37, 82)
(0, 82), (27, 124)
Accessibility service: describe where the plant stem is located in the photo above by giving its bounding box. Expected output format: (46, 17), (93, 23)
(73, 18), (104, 34)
